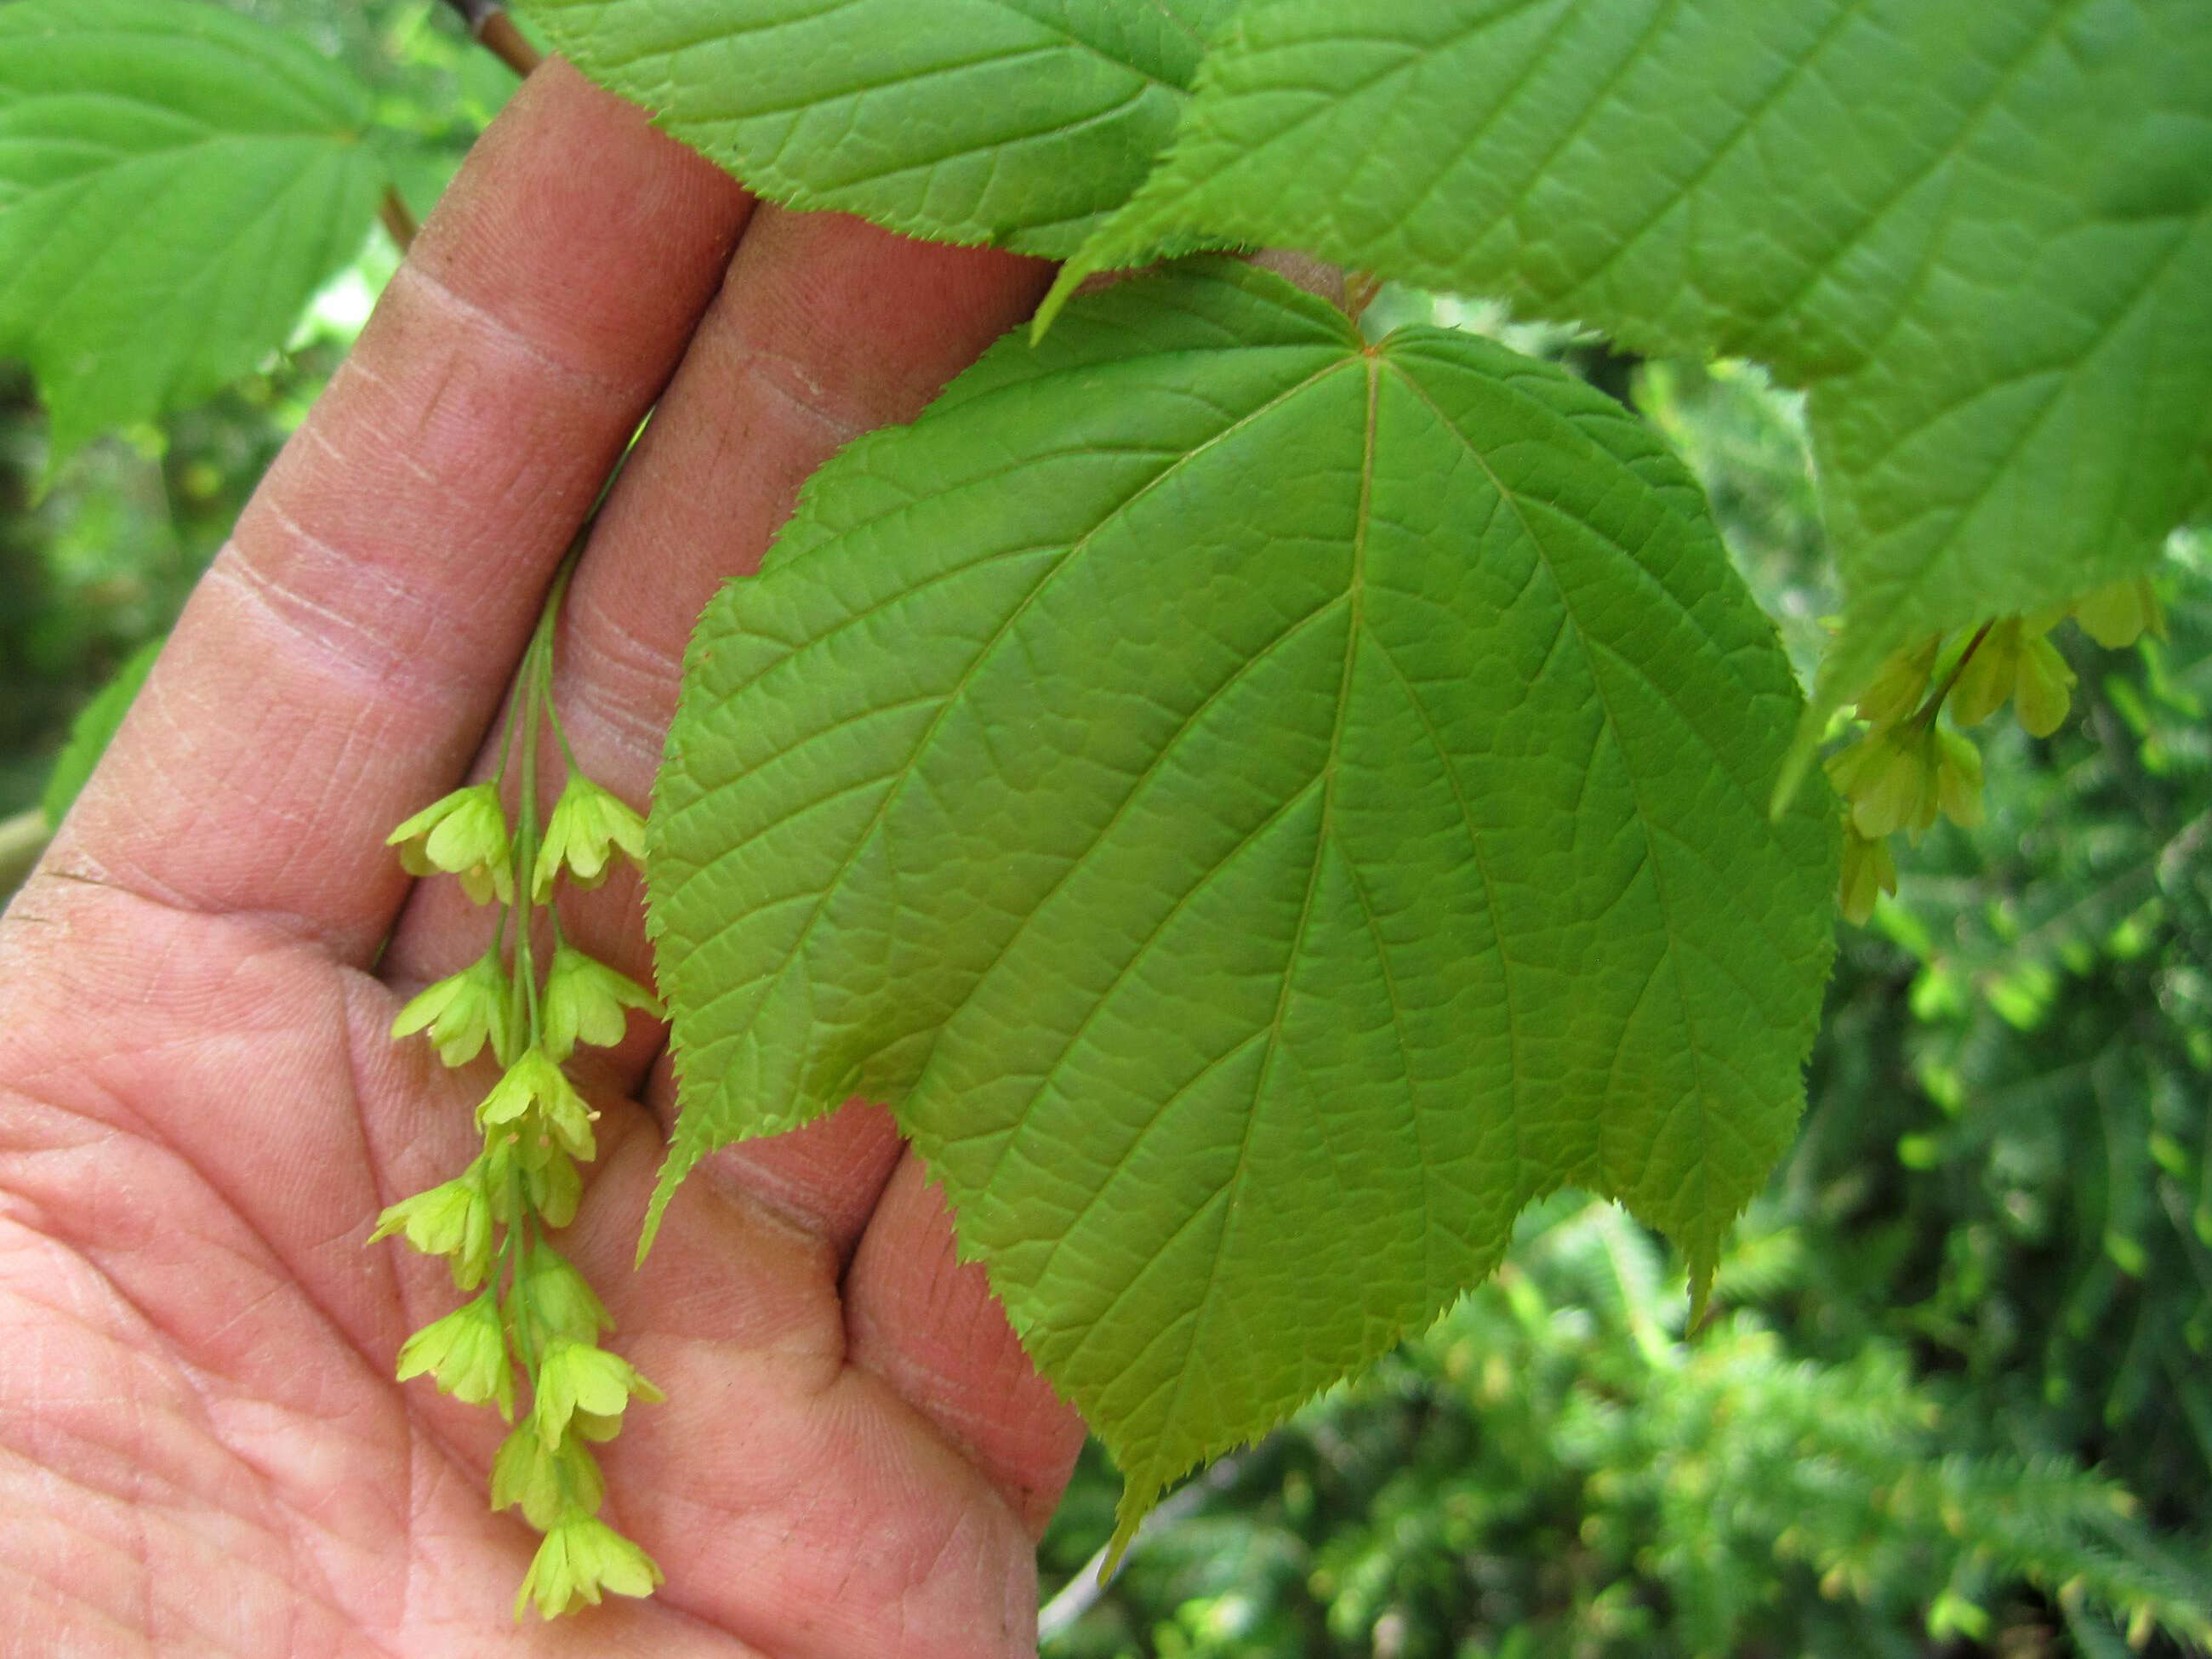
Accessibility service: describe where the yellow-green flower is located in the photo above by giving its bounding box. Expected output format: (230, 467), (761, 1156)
(1827, 727), (1938, 841)
(514, 1508), (664, 1620)
(478, 1048), (599, 1162)
(532, 775), (646, 903)
(391, 950), (516, 1069)
(491, 1423), (605, 1531)
(1854, 636), (1938, 732)
(2072, 575), (2164, 649)
(2011, 630), (2077, 738)
(488, 1135), (584, 1229)
(533, 1338), (664, 1448)
(387, 783), (513, 905)
(395, 1295), (513, 1419)
(1934, 727), (1984, 830)
(527, 1143), (584, 1229)
(516, 1242), (613, 1344)
(369, 1163), (495, 1290)
(1839, 827), (1897, 926)
(1950, 618), (2076, 736)
(542, 944), (662, 1061)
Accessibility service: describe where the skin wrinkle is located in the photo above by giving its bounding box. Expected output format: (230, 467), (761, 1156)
(49, 710), (394, 964)
(734, 343), (873, 446)
(699, 1131), (897, 1268)
(0, 1237), (362, 1655)
(0, 972), (440, 1649)
(388, 254), (637, 404)
(208, 543), (452, 723)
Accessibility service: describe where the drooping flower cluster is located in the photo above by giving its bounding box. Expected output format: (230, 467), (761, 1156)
(373, 563), (668, 1619)
(1826, 576), (2163, 926)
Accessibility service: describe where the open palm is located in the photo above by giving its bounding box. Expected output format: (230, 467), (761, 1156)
(0, 66), (1082, 1658)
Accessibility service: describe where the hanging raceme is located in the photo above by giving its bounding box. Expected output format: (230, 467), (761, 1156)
(374, 550), (668, 1621)
(1824, 574), (2167, 926)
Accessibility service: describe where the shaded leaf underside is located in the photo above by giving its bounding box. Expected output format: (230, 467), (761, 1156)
(649, 262), (1835, 1525)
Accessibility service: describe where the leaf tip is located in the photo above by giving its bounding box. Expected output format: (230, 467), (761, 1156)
(1030, 266), (1088, 344)
(636, 1139), (698, 1266)
(1685, 1241), (1720, 1334)
(1099, 1478), (1160, 1582)
(1769, 706), (1827, 820)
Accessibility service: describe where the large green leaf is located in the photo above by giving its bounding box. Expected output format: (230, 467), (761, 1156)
(0, 0), (385, 459)
(1052, 0), (2212, 713)
(516, 0), (1233, 256)
(649, 260), (1836, 1532)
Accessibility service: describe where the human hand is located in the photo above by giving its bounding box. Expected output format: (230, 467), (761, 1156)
(0, 63), (1084, 1658)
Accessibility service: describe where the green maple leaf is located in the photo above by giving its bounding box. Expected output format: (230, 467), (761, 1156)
(0, 0), (386, 460)
(516, 0), (1234, 256)
(1051, 0), (2212, 717)
(648, 260), (1836, 1540)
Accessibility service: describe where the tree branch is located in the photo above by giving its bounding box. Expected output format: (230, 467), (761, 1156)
(378, 185), (419, 253)
(1035, 1455), (1244, 1643)
(438, 1), (544, 78)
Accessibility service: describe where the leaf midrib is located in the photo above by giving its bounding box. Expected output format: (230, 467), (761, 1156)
(1149, 356), (1382, 1466)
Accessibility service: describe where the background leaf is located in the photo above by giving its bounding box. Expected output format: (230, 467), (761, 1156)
(649, 260), (1837, 1533)
(516, 0), (1233, 255)
(1055, 0), (2212, 710)
(0, 0), (386, 459)
(37, 631), (160, 825)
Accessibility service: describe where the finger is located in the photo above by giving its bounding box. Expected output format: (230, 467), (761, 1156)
(675, 1095), (908, 1264)
(843, 1151), (1087, 1537)
(379, 208), (1049, 1251)
(41, 62), (751, 966)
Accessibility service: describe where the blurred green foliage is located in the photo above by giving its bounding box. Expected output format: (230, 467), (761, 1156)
(0, 0), (507, 819)
(0, 15), (2204, 1654)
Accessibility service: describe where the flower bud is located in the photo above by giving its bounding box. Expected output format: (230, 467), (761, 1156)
(387, 784), (514, 906)
(532, 775), (647, 903)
